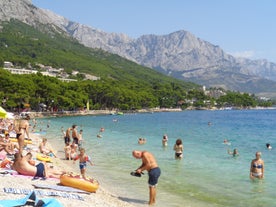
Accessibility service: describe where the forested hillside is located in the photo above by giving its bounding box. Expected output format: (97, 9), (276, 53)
(0, 20), (199, 111)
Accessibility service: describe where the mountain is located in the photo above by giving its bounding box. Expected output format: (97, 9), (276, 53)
(2, 0), (276, 97)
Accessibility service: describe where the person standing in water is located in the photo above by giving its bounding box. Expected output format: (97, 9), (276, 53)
(173, 138), (183, 159)
(162, 134), (168, 147)
(132, 150), (161, 206)
(250, 151), (264, 180)
(228, 148), (239, 157)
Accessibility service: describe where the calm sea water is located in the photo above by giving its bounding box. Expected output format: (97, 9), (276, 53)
(38, 110), (276, 207)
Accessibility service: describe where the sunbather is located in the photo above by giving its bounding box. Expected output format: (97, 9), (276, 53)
(12, 153), (63, 179)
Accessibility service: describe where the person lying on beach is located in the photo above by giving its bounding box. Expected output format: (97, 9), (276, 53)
(39, 138), (57, 157)
(12, 152), (63, 179)
(73, 148), (93, 179)
(4, 140), (19, 155)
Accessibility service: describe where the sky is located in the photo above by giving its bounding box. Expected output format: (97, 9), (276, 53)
(32, 0), (276, 63)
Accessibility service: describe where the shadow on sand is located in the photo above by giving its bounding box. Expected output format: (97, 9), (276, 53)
(118, 196), (147, 205)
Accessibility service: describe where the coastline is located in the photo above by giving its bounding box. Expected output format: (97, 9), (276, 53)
(23, 106), (276, 119)
(0, 133), (135, 207)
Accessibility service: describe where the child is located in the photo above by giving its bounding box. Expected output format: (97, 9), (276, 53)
(64, 142), (71, 160)
(78, 129), (83, 148)
(70, 143), (78, 160)
(73, 148), (93, 179)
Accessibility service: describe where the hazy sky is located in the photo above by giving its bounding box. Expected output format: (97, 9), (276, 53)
(32, 0), (276, 62)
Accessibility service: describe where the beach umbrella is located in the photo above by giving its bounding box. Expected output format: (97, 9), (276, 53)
(0, 106), (7, 118)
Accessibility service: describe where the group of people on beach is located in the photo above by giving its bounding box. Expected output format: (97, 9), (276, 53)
(62, 124), (93, 179)
(0, 115), (65, 179)
(0, 115), (94, 182)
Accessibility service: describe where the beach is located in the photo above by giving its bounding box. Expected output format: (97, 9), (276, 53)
(2, 109), (276, 207)
(0, 133), (135, 207)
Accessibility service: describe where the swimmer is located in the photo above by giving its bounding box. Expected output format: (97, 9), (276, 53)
(223, 139), (231, 145)
(162, 134), (168, 147)
(266, 143), (272, 150)
(228, 148), (239, 157)
(138, 138), (144, 145)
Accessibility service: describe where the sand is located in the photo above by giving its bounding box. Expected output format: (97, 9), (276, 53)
(0, 133), (136, 207)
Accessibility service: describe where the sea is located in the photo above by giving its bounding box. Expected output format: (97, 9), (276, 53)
(35, 109), (276, 207)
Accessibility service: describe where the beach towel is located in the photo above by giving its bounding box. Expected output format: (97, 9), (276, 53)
(3, 188), (84, 200)
(32, 183), (90, 194)
(0, 191), (63, 207)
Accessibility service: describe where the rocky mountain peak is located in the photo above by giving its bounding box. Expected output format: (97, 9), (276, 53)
(2, 0), (276, 97)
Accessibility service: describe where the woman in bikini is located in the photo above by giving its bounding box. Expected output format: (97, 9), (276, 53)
(173, 138), (183, 159)
(15, 115), (30, 156)
(250, 151), (264, 180)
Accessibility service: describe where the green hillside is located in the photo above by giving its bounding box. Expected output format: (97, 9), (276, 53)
(0, 20), (200, 111)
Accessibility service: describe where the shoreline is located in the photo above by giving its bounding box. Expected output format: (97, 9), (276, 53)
(0, 133), (135, 207)
(21, 106), (276, 119)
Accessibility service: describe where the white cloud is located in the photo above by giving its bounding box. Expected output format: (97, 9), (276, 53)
(229, 50), (255, 59)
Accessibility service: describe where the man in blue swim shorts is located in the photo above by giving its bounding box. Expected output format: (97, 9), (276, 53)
(132, 150), (161, 205)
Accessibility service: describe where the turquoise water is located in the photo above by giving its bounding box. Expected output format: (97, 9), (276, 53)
(39, 110), (276, 207)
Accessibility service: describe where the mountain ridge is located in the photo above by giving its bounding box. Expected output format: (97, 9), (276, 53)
(2, 0), (276, 97)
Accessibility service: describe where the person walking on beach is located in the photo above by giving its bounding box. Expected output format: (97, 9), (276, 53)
(173, 138), (183, 159)
(250, 151), (264, 180)
(14, 115), (31, 156)
(73, 148), (93, 179)
(132, 150), (161, 206)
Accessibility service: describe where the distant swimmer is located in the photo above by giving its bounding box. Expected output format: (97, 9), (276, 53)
(99, 127), (105, 132)
(266, 143), (272, 150)
(162, 134), (168, 147)
(223, 139), (231, 145)
(228, 148), (239, 157)
(138, 138), (146, 144)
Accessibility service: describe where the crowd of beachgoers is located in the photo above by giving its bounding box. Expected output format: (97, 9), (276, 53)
(0, 116), (135, 207)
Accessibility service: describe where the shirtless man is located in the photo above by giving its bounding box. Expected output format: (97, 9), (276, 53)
(132, 150), (161, 205)
(72, 125), (79, 145)
(12, 152), (63, 179)
(15, 115), (30, 155)
(12, 153), (47, 178)
(64, 127), (72, 144)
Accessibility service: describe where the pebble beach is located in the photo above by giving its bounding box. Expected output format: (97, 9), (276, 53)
(0, 132), (135, 207)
